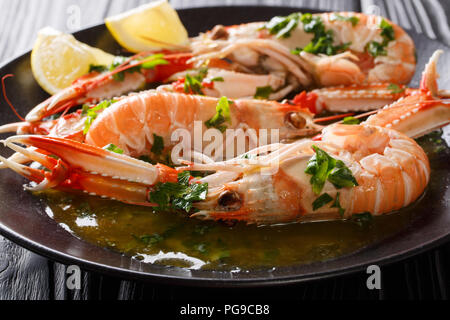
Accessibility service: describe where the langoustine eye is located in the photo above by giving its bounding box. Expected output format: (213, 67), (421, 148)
(285, 112), (307, 129)
(217, 190), (242, 210)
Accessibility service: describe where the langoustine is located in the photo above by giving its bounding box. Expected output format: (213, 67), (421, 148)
(0, 51), (447, 225)
(187, 11), (416, 99)
(20, 11), (417, 126)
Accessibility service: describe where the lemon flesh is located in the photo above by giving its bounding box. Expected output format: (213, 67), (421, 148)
(105, 0), (189, 53)
(31, 27), (115, 95)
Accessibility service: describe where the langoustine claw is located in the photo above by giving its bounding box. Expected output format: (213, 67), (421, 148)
(0, 135), (178, 205)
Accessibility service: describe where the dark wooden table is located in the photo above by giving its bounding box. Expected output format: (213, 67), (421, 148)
(0, 0), (449, 300)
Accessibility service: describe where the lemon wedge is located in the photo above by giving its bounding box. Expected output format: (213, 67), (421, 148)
(105, 0), (189, 53)
(31, 27), (115, 95)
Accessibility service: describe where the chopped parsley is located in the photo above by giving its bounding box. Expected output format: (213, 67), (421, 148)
(328, 158), (359, 189)
(89, 53), (168, 82)
(82, 99), (117, 134)
(254, 86), (273, 99)
(366, 18), (395, 57)
(148, 171), (208, 212)
(184, 73), (204, 95)
(205, 96), (232, 132)
(350, 212), (373, 227)
(329, 13), (360, 26)
(263, 13), (300, 38)
(331, 192), (345, 217)
(312, 193), (333, 210)
(387, 83), (405, 94)
(342, 116), (360, 125)
(305, 145), (358, 195)
(291, 13), (351, 56)
(103, 143), (124, 154)
(140, 54), (169, 69)
(209, 76), (224, 82)
(151, 134), (164, 156)
(89, 64), (108, 73)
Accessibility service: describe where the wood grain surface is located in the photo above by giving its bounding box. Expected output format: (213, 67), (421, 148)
(0, 0), (449, 300)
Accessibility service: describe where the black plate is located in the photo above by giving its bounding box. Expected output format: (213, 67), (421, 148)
(0, 6), (449, 287)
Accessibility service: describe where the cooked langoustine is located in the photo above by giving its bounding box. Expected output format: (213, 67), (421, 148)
(182, 50), (449, 224)
(0, 51), (447, 222)
(188, 11), (416, 100)
(0, 89), (320, 171)
(24, 51), (193, 123)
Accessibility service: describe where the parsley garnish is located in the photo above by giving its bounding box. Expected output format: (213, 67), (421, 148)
(342, 116), (360, 125)
(328, 158), (359, 189)
(148, 172), (208, 212)
(329, 14), (360, 27)
(184, 73), (204, 95)
(89, 64), (108, 73)
(351, 212), (373, 227)
(387, 83), (405, 94)
(183, 67), (210, 95)
(292, 13), (351, 56)
(263, 13), (300, 38)
(305, 145), (358, 195)
(366, 18), (395, 57)
(103, 143), (124, 154)
(140, 53), (169, 69)
(254, 86), (273, 99)
(90, 54), (168, 82)
(209, 76), (224, 82)
(82, 99), (117, 134)
(331, 192), (345, 217)
(312, 193), (333, 210)
(151, 134), (164, 156)
(205, 96), (232, 132)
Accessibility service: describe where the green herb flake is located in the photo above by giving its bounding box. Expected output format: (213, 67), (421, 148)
(177, 171), (191, 186)
(328, 160), (359, 189)
(292, 13), (352, 56)
(342, 116), (360, 125)
(387, 83), (405, 94)
(380, 18), (395, 42)
(351, 212), (373, 227)
(305, 145), (358, 195)
(366, 41), (387, 57)
(263, 13), (300, 38)
(312, 193), (333, 211)
(89, 64), (108, 73)
(254, 86), (273, 99)
(103, 143), (124, 154)
(83, 99), (117, 134)
(329, 14), (360, 27)
(209, 77), (224, 82)
(148, 171), (208, 212)
(205, 96), (232, 132)
(366, 19), (395, 57)
(331, 192), (345, 217)
(151, 134), (165, 156)
(305, 145), (336, 195)
(140, 53), (169, 69)
(184, 73), (204, 95)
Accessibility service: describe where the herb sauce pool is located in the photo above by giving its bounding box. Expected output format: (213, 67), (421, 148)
(38, 131), (449, 271)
